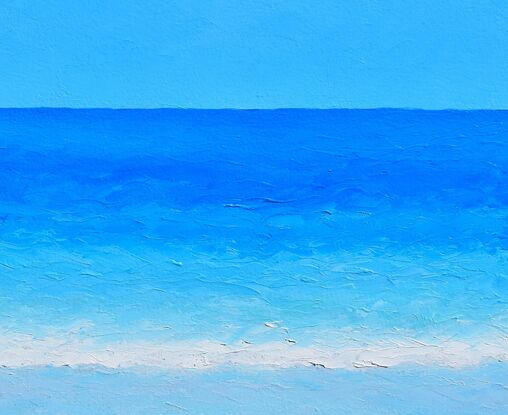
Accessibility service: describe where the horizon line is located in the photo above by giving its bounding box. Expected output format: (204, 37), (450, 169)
(1, 107), (508, 112)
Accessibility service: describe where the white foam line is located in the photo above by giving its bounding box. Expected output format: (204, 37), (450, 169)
(1, 335), (507, 370)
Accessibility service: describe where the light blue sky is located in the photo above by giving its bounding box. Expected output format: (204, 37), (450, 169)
(1, 0), (507, 109)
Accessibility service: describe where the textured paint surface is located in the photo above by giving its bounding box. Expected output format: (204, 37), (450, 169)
(1, 0), (508, 109)
(1, 109), (507, 413)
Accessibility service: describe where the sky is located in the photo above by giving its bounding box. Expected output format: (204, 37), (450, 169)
(0, 0), (507, 109)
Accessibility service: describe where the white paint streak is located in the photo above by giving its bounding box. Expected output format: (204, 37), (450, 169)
(1, 336), (507, 370)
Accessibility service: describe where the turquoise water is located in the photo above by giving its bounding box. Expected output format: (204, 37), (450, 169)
(0, 109), (507, 412)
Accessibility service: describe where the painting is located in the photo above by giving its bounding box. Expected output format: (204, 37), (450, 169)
(1, 2), (507, 414)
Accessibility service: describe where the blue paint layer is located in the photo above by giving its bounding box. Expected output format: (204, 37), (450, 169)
(1, 365), (507, 415)
(1, 1), (508, 108)
(1, 109), (507, 343)
(1, 109), (508, 412)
